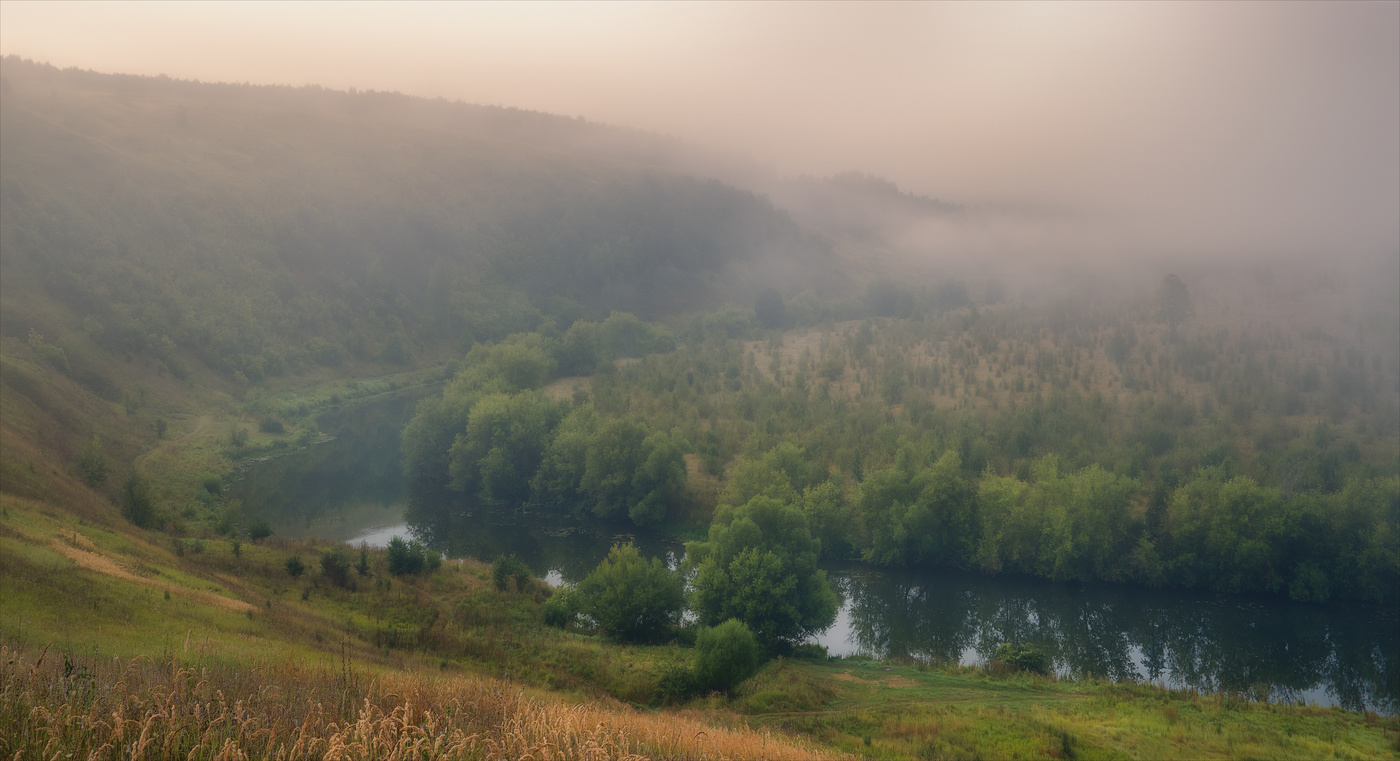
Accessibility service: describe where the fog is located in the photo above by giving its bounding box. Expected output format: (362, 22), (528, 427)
(2, 1), (1396, 263)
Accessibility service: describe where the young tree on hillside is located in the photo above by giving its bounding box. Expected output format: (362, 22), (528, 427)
(77, 435), (108, 488)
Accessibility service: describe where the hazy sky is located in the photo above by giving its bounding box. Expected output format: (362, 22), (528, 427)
(2, 1), (1397, 259)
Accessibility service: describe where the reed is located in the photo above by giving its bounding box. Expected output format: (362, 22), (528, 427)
(0, 644), (842, 760)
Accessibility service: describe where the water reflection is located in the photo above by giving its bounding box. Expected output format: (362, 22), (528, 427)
(827, 564), (1398, 713)
(404, 491), (682, 583)
(230, 392), (427, 541)
(235, 391), (1399, 714)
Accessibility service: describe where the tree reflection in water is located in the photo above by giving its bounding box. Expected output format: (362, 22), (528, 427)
(832, 564), (1397, 713)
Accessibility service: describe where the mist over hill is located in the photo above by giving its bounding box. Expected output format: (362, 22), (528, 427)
(0, 58), (849, 387)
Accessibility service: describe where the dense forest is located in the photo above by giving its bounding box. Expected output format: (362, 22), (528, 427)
(402, 271), (1400, 607)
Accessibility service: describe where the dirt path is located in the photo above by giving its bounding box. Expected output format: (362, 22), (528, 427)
(50, 532), (256, 614)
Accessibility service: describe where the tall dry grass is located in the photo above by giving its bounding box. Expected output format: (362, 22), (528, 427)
(1, 644), (843, 760)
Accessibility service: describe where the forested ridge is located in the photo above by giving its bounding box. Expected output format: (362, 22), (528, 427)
(0, 57), (833, 392)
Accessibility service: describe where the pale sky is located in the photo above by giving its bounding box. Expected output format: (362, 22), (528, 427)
(2, 1), (1397, 259)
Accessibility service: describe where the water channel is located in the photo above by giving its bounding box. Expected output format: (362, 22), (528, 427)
(232, 390), (1399, 714)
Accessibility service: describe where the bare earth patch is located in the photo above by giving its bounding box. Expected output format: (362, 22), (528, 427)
(50, 534), (256, 614)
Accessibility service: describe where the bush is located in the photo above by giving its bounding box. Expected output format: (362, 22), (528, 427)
(992, 643), (1052, 675)
(356, 543), (371, 576)
(320, 548), (353, 588)
(542, 588), (578, 628)
(385, 536), (441, 576)
(284, 555), (305, 578)
(27, 329), (70, 374)
(491, 554), (532, 591)
(247, 518), (273, 542)
(657, 662), (699, 705)
(77, 436), (108, 488)
(259, 417), (285, 434)
(215, 500), (245, 537)
(694, 619), (761, 693)
(575, 542), (684, 644)
(121, 475), (156, 528)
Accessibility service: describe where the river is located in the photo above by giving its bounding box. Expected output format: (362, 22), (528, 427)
(231, 390), (1399, 714)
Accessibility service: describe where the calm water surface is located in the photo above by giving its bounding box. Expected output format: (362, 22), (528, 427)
(233, 392), (1399, 714)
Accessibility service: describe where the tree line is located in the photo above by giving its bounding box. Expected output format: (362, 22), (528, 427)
(404, 280), (1398, 606)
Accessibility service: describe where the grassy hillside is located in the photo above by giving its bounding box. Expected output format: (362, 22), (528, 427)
(5, 485), (1396, 759)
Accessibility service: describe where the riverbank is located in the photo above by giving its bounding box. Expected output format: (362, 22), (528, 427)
(4, 491), (1397, 759)
(229, 385), (1399, 715)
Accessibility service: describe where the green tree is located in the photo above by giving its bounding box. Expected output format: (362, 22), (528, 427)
(356, 542), (372, 576)
(627, 428), (689, 526)
(247, 518), (273, 542)
(448, 390), (563, 503)
(77, 435), (108, 488)
(581, 418), (650, 521)
(686, 495), (838, 650)
(552, 320), (600, 376)
(800, 481), (854, 559)
(284, 555), (305, 577)
(320, 548), (352, 587)
(860, 450), (975, 568)
(387, 536), (437, 576)
(121, 474), (156, 528)
(531, 404), (597, 511)
(491, 554), (532, 591)
(694, 618), (761, 693)
(575, 543), (685, 643)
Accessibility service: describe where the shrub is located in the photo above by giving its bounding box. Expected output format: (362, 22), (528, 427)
(284, 555), (305, 578)
(77, 435), (108, 488)
(247, 518), (273, 542)
(694, 619), (761, 693)
(121, 475), (156, 528)
(992, 643), (1052, 675)
(215, 500), (244, 537)
(492, 554), (532, 591)
(27, 329), (70, 374)
(386, 536), (439, 576)
(657, 662), (699, 705)
(259, 417), (285, 434)
(542, 588), (578, 628)
(575, 543), (684, 644)
(320, 548), (352, 588)
(355, 543), (371, 576)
